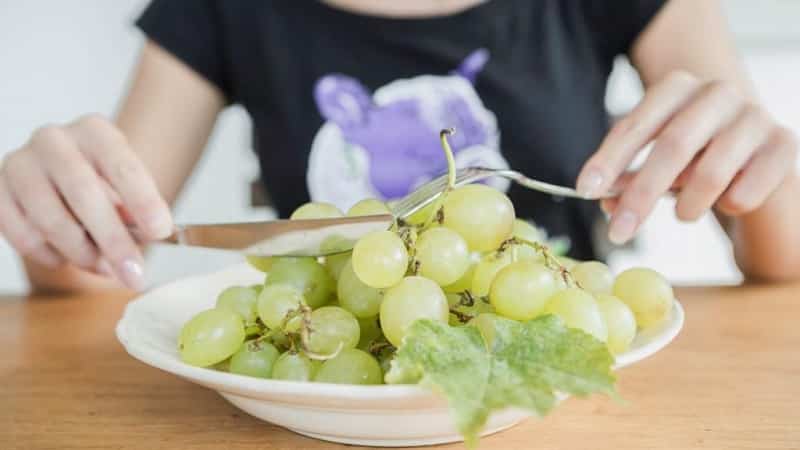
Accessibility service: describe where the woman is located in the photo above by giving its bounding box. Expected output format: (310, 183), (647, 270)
(1, 0), (797, 293)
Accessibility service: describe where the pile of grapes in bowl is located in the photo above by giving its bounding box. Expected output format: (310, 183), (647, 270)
(116, 132), (683, 447)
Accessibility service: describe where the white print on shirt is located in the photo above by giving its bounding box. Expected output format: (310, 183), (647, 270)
(308, 49), (510, 212)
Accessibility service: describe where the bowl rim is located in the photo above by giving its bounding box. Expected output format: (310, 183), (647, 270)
(115, 264), (684, 402)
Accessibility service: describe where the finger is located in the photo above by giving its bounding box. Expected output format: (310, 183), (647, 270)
(600, 198), (617, 216)
(4, 140), (99, 270)
(99, 176), (123, 206)
(673, 156), (699, 190)
(600, 169), (688, 222)
(608, 81), (744, 244)
(717, 127), (799, 216)
(94, 258), (115, 277)
(675, 104), (772, 221)
(0, 176), (63, 268)
(27, 244), (64, 268)
(99, 176), (137, 228)
(69, 115), (172, 239)
(577, 71), (702, 197)
(605, 163), (696, 200)
(38, 131), (146, 290)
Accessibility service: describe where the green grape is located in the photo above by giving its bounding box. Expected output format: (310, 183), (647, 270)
(229, 340), (280, 378)
(447, 293), (494, 325)
(257, 284), (304, 330)
(512, 218), (544, 243)
(246, 256), (274, 273)
(290, 202), (343, 219)
(272, 352), (318, 381)
(510, 243), (541, 261)
(306, 306), (360, 356)
(548, 236), (571, 256)
(405, 201), (438, 225)
(212, 358), (230, 372)
(327, 298), (341, 308)
(443, 253), (479, 293)
(557, 256), (579, 270)
(249, 284), (264, 295)
(442, 184), (515, 252)
(284, 315), (303, 334)
(314, 348), (383, 385)
(311, 358), (323, 375)
(357, 316), (383, 350)
(338, 259), (384, 318)
(351, 230), (409, 289)
(179, 309), (246, 367)
(320, 234), (353, 257)
(324, 252), (350, 281)
(595, 294), (637, 355)
(215, 285), (259, 324)
(490, 260), (559, 321)
(376, 348), (395, 375)
(502, 235), (542, 261)
(544, 288), (608, 342)
(571, 261), (614, 294)
(612, 268), (674, 329)
(415, 227), (471, 286)
(267, 330), (292, 351)
(469, 312), (499, 349)
(471, 251), (513, 297)
(244, 323), (263, 338)
(445, 293), (460, 308)
(266, 257), (334, 308)
(379, 276), (449, 347)
(347, 198), (390, 216)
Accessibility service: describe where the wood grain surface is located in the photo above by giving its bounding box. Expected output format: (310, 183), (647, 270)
(2, 282), (799, 450)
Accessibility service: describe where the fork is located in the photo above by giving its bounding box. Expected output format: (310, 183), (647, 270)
(136, 167), (612, 257)
(391, 166), (618, 219)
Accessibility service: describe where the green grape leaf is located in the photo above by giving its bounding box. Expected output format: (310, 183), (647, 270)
(386, 315), (615, 447)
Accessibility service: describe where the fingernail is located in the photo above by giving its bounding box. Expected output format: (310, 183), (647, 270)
(146, 212), (173, 239)
(609, 210), (638, 245)
(577, 169), (604, 198)
(117, 259), (145, 291)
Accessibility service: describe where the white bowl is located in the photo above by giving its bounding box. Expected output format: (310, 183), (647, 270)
(116, 264), (684, 447)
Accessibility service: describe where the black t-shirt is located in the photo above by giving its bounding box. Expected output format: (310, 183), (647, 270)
(136, 0), (666, 259)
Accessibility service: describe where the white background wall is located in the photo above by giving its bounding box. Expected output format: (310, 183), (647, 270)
(0, 1), (798, 293)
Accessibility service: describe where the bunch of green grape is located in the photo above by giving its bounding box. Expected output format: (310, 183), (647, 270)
(178, 196), (674, 384)
(178, 131), (675, 385)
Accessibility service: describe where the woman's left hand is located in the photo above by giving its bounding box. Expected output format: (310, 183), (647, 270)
(576, 70), (799, 244)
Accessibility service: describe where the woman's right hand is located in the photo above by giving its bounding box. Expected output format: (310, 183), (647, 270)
(0, 114), (173, 290)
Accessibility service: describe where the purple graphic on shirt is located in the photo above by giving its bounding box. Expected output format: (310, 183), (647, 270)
(313, 49), (492, 199)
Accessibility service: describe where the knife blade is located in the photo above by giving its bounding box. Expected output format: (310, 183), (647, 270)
(155, 214), (394, 257)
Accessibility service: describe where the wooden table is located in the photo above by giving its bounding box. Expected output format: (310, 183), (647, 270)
(2, 283), (799, 450)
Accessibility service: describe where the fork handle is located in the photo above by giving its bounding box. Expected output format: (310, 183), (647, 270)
(490, 169), (619, 200)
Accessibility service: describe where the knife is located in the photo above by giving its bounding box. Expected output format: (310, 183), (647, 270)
(144, 214), (394, 257)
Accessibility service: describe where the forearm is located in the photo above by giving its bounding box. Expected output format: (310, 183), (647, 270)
(723, 174), (800, 281)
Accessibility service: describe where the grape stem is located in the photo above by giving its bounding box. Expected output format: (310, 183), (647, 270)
(367, 340), (395, 356)
(295, 304), (345, 361)
(458, 290), (476, 307)
(399, 225), (420, 273)
(441, 128), (457, 190)
(449, 307), (474, 324)
(422, 128), (458, 229)
(450, 291), (479, 324)
(504, 237), (580, 288)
